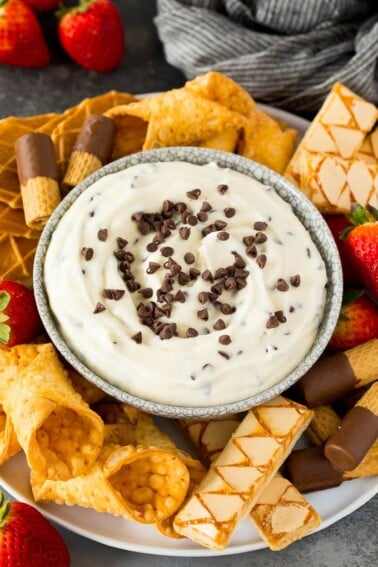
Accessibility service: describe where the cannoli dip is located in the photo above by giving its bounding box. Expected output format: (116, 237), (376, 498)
(44, 161), (327, 406)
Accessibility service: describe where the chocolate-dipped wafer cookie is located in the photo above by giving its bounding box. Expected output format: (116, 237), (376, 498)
(295, 339), (378, 407)
(63, 114), (117, 189)
(324, 382), (378, 471)
(15, 132), (61, 230)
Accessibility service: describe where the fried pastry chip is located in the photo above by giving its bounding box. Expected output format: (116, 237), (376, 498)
(3, 343), (104, 480)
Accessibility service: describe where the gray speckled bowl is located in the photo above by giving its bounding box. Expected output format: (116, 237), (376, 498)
(34, 147), (342, 418)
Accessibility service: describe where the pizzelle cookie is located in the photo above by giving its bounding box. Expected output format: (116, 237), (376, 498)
(173, 396), (313, 550)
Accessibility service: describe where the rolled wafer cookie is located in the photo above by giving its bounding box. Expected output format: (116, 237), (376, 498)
(63, 114), (117, 189)
(284, 83), (378, 187)
(31, 441), (190, 524)
(177, 414), (321, 551)
(300, 151), (378, 213)
(306, 405), (342, 446)
(286, 441), (378, 493)
(173, 396), (313, 550)
(15, 133), (61, 229)
(324, 382), (378, 471)
(295, 339), (378, 407)
(3, 343), (104, 480)
(355, 127), (378, 164)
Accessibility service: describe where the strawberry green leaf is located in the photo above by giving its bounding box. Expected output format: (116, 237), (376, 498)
(348, 204), (371, 226)
(342, 288), (364, 305)
(0, 323), (10, 345)
(0, 291), (10, 312)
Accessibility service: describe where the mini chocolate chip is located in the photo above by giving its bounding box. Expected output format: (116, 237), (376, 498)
(201, 201), (212, 212)
(138, 221), (151, 235)
(213, 318), (226, 330)
(218, 351), (230, 359)
(197, 212), (208, 222)
(181, 210), (190, 224)
(214, 267), (227, 279)
(211, 282), (223, 295)
(138, 287), (153, 298)
(276, 278), (289, 291)
(234, 269), (249, 278)
(220, 303), (235, 315)
(217, 184), (228, 194)
(219, 335), (231, 345)
(289, 305), (295, 313)
(202, 224), (215, 237)
(89, 211), (95, 217)
(161, 225), (171, 238)
(131, 331), (142, 344)
(253, 221), (268, 231)
(124, 252), (135, 263)
(197, 308), (209, 321)
(201, 269), (213, 282)
(161, 246), (174, 257)
(81, 247), (93, 261)
(174, 290), (186, 303)
(189, 268), (201, 280)
(178, 271), (190, 285)
(184, 252), (195, 264)
(122, 271), (134, 281)
(93, 302), (105, 314)
(146, 262), (160, 274)
(146, 242), (158, 252)
(215, 219), (227, 230)
(186, 327), (198, 338)
(256, 254), (267, 269)
(290, 274), (301, 287)
(117, 237), (127, 248)
(114, 249), (128, 260)
(236, 278), (247, 289)
(132, 211), (144, 222)
(246, 244), (257, 257)
(275, 310), (287, 323)
(162, 199), (175, 213)
(159, 324), (176, 340)
(306, 247), (312, 258)
(175, 202), (187, 213)
(179, 227), (191, 241)
(186, 215), (197, 226)
(232, 252), (246, 268)
(266, 315), (279, 329)
(217, 231), (230, 241)
(255, 232), (267, 244)
(186, 189), (201, 199)
(97, 229), (108, 241)
(224, 277), (237, 290)
(169, 262), (182, 276)
(224, 207), (236, 218)
(102, 289), (125, 300)
(243, 235), (255, 246)
(126, 281), (141, 292)
(198, 291), (209, 304)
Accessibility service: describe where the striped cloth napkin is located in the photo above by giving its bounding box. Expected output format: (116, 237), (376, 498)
(155, 0), (378, 112)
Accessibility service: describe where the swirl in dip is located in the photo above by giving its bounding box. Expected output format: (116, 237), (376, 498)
(44, 161), (327, 407)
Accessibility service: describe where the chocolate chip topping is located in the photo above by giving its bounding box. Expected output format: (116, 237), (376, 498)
(197, 308), (209, 321)
(186, 327), (198, 338)
(81, 247), (94, 261)
(102, 289), (125, 300)
(97, 228), (108, 241)
(290, 274), (301, 287)
(256, 254), (267, 269)
(146, 242), (158, 252)
(217, 184), (228, 194)
(276, 278), (289, 291)
(201, 269), (213, 282)
(187, 215), (198, 226)
(215, 219), (227, 230)
(93, 302), (105, 314)
(117, 237), (128, 248)
(179, 226), (191, 240)
(254, 232), (267, 244)
(161, 246), (174, 257)
(138, 287), (153, 298)
(201, 201), (212, 212)
(224, 207), (236, 218)
(197, 212), (208, 222)
(253, 221), (268, 231)
(146, 262), (160, 274)
(217, 231), (230, 240)
(186, 188), (201, 199)
(131, 331), (142, 344)
(219, 334), (231, 345)
(266, 314), (280, 329)
(213, 318), (226, 330)
(184, 252), (195, 264)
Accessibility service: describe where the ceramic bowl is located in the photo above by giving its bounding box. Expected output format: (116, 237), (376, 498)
(34, 147), (343, 418)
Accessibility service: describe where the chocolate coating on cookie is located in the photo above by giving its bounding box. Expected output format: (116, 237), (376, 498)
(15, 132), (58, 184)
(74, 114), (117, 163)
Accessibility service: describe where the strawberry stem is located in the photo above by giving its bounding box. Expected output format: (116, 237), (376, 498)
(56, 0), (93, 18)
(348, 204), (370, 225)
(0, 0), (8, 8)
(0, 492), (11, 528)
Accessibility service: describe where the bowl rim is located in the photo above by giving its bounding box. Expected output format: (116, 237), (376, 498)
(34, 147), (343, 418)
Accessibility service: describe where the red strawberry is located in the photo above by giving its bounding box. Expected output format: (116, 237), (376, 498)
(0, 491), (70, 566)
(57, 0), (125, 72)
(23, 0), (61, 12)
(0, 0), (50, 67)
(0, 280), (42, 348)
(342, 205), (378, 301)
(324, 214), (358, 287)
(328, 290), (378, 352)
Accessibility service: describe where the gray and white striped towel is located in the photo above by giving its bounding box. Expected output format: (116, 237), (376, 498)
(155, 0), (378, 112)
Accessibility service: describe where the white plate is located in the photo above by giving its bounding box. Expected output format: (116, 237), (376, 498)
(0, 104), (376, 556)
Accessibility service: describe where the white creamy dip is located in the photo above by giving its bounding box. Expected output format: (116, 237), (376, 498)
(44, 161), (327, 406)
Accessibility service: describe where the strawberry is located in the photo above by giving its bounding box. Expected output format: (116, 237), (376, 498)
(0, 280), (42, 348)
(57, 0), (125, 72)
(324, 214), (358, 287)
(328, 290), (378, 352)
(0, 0), (50, 67)
(342, 204), (378, 301)
(0, 490), (70, 566)
(23, 0), (61, 12)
